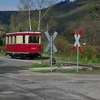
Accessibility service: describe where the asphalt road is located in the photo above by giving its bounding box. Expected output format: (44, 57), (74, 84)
(0, 56), (100, 100)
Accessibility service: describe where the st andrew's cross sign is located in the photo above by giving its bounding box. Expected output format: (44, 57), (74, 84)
(45, 31), (58, 53)
(72, 29), (83, 52)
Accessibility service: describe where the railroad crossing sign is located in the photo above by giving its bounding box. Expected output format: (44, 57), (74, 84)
(72, 29), (83, 72)
(72, 29), (83, 52)
(45, 31), (58, 53)
(45, 31), (58, 72)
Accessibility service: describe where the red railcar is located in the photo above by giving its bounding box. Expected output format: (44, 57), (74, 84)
(6, 31), (41, 59)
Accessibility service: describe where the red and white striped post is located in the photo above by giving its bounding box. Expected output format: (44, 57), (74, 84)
(72, 29), (83, 71)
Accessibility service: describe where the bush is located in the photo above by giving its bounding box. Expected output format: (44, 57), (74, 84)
(0, 46), (5, 54)
(64, 43), (75, 59)
(79, 46), (100, 61)
(54, 36), (68, 56)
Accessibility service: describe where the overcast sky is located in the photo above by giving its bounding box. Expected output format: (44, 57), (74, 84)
(0, 0), (75, 11)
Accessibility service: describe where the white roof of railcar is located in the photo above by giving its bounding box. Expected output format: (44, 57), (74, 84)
(6, 31), (41, 35)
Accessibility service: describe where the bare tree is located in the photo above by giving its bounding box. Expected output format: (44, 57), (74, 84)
(18, 0), (58, 31)
(36, 0), (58, 31)
(18, 0), (34, 30)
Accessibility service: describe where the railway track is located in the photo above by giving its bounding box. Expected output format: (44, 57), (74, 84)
(57, 62), (100, 71)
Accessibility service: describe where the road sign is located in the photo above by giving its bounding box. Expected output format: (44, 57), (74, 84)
(72, 29), (83, 52)
(45, 31), (58, 72)
(72, 29), (83, 72)
(45, 31), (58, 53)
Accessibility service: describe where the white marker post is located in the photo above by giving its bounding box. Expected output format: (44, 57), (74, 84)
(72, 29), (83, 72)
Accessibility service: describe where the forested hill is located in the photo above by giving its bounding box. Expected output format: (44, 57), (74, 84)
(54, 0), (86, 13)
(0, 0), (100, 46)
(0, 0), (86, 24)
(0, 11), (18, 24)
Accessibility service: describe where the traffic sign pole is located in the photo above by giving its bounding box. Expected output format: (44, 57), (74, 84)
(50, 36), (53, 71)
(77, 44), (79, 72)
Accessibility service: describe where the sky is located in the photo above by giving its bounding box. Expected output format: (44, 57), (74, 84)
(0, 0), (75, 11)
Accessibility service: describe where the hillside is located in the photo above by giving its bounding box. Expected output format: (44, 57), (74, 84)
(0, 0), (100, 46)
(0, 0), (86, 25)
(46, 0), (100, 45)
(0, 11), (18, 24)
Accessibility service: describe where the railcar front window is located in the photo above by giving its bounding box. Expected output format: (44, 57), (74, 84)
(29, 36), (39, 43)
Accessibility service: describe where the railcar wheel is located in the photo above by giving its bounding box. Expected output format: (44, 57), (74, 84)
(9, 54), (15, 58)
(38, 54), (42, 58)
(20, 55), (26, 59)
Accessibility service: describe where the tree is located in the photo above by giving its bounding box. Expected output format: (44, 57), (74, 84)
(83, 0), (100, 45)
(18, 0), (58, 31)
(36, 0), (58, 31)
(9, 14), (14, 32)
(18, 0), (34, 30)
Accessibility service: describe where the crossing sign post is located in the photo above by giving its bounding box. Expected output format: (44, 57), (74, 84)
(45, 31), (58, 71)
(72, 29), (83, 72)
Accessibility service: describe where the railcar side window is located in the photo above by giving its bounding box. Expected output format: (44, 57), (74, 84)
(6, 36), (9, 44)
(14, 36), (16, 43)
(11, 36), (12, 43)
(23, 36), (25, 43)
(29, 36), (39, 43)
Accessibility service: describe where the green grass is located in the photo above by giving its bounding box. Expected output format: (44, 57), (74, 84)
(0, 46), (6, 56)
(34, 69), (100, 74)
(25, 62), (50, 68)
(25, 62), (58, 68)
(54, 55), (100, 67)
(79, 59), (100, 67)
(31, 62), (50, 67)
(0, 53), (5, 56)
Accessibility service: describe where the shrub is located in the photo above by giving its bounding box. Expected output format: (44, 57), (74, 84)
(79, 46), (100, 61)
(0, 46), (5, 53)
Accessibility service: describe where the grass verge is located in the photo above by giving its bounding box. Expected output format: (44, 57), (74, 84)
(34, 69), (100, 74)
(24, 62), (58, 68)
